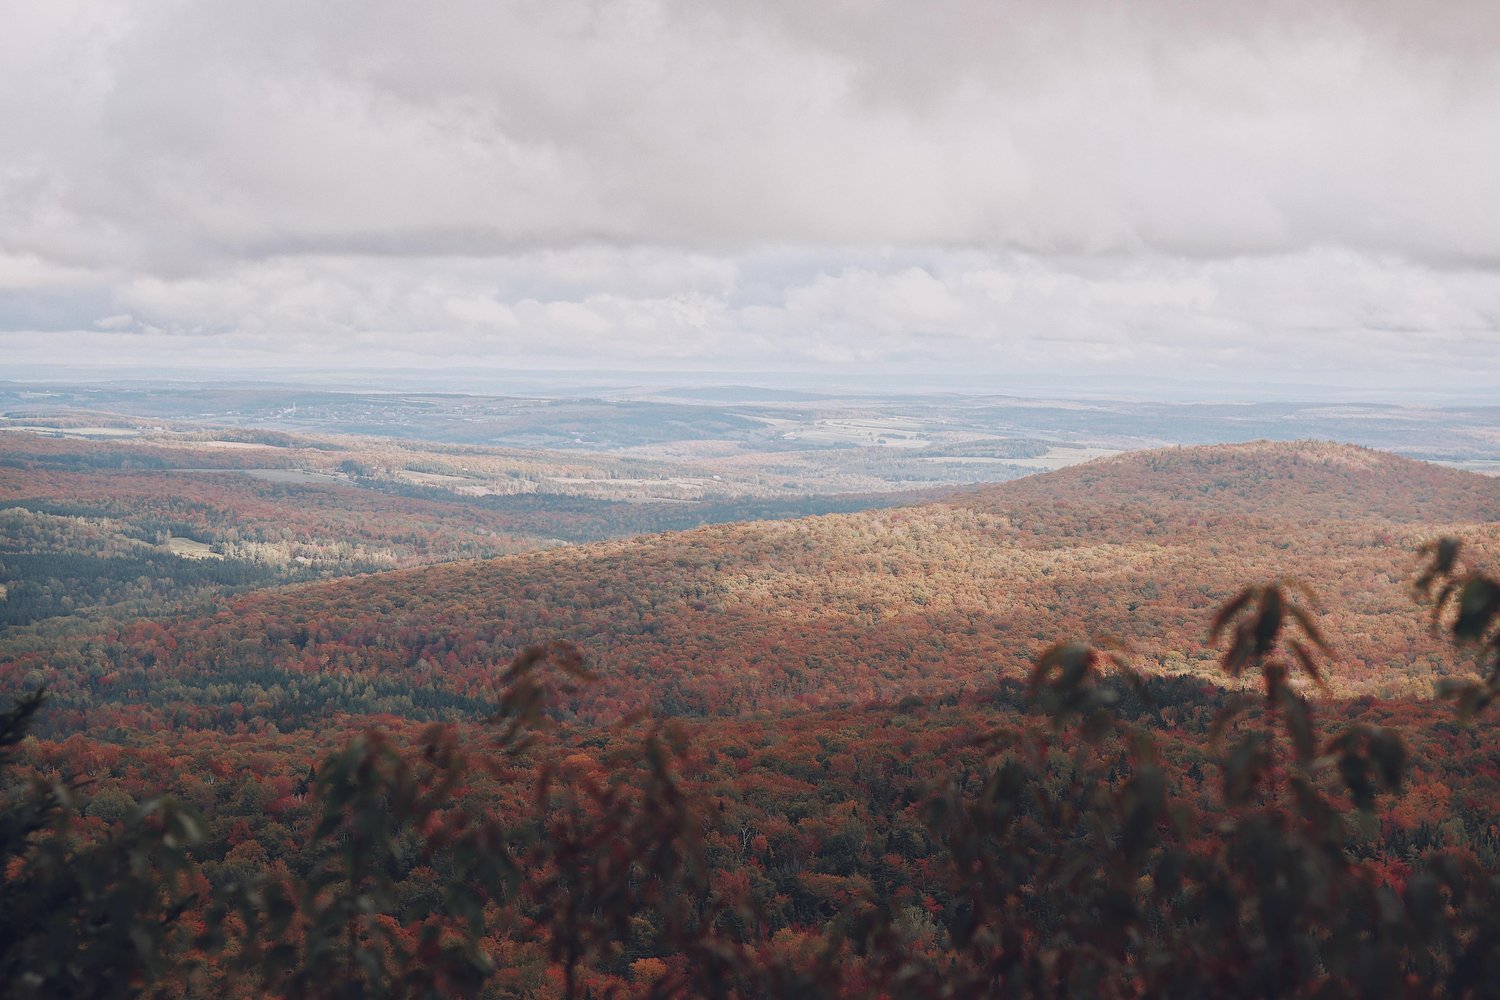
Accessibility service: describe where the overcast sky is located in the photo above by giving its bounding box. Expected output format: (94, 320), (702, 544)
(3, 0), (1499, 392)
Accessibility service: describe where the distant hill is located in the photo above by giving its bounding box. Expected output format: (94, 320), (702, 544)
(0, 429), (945, 626)
(970, 439), (1500, 522)
(8, 441), (1498, 736)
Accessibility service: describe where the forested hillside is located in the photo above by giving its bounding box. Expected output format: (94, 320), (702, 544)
(5, 440), (1500, 997)
(0, 429), (934, 627)
(8, 441), (1495, 737)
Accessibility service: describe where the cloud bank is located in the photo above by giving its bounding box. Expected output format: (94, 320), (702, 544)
(2, 0), (1498, 388)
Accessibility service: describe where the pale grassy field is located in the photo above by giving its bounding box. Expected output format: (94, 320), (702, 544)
(165, 536), (222, 559)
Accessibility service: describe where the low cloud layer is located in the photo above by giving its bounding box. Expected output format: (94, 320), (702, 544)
(2, 1), (1498, 388)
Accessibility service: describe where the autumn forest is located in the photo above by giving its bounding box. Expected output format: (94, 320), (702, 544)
(4, 417), (1500, 997)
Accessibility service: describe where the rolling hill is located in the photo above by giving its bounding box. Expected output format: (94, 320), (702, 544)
(8, 438), (1500, 996)
(0, 428), (943, 627)
(9, 440), (1497, 737)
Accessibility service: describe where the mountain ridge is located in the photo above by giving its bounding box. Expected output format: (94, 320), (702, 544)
(6, 440), (1497, 735)
(954, 439), (1500, 523)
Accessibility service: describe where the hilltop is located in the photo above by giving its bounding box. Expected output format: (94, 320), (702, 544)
(971, 439), (1500, 523)
(9, 440), (1497, 736)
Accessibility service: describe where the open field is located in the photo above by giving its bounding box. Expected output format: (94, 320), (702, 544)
(925, 444), (1122, 470)
(1440, 459), (1500, 476)
(5, 383), (1499, 510)
(164, 535), (221, 559)
(2, 424), (143, 438)
(5, 382), (1498, 471)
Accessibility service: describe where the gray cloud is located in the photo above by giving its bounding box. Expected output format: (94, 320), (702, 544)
(0, 0), (1498, 385)
(3, 247), (1497, 388)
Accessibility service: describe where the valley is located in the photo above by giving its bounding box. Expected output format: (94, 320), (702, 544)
(4, 381), (1496, 633)
(4, 392), (1499, 997)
